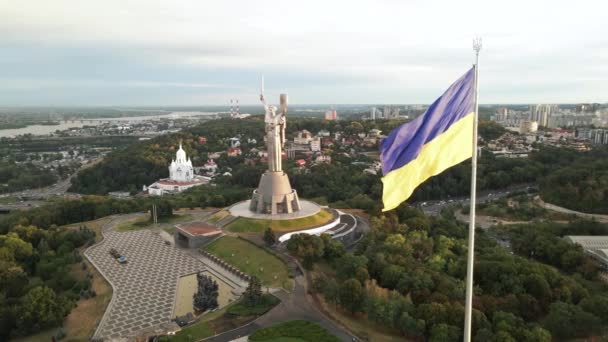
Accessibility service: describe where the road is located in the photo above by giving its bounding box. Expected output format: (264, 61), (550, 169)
(417, 184), (533, 216)
(204, 260), (354, 342)
(0, 158), (101, 210)
(535, 197), (608, 223)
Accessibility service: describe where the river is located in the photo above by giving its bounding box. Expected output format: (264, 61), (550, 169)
(0, 111), (218, 138)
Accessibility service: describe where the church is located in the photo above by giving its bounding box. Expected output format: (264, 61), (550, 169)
(145, 143), (209, 196)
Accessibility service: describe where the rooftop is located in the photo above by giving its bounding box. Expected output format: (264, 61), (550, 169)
(155, 177), (207, 186)
(565, 235), (608, 249)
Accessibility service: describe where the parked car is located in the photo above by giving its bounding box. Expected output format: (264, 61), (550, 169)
(109, 248), (127, 264)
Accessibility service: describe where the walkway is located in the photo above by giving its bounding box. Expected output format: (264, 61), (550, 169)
(85, 215), (208, 339)
(535, 197), (608, 223)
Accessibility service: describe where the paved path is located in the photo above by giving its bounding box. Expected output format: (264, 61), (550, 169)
(454, 209), (529, 229)
(535, 197), (608, 223)
(204, 262), (354, 342)
(85, 215), (208, 339)
(86, 212), (356, 341)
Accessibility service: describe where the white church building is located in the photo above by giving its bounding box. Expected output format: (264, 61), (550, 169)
(145, 144), (209, 196)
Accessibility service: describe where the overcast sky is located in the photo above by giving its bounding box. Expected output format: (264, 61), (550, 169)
(0, 0), (606, 106)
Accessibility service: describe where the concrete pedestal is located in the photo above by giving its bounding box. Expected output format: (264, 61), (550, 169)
(249, 171), (301, 214)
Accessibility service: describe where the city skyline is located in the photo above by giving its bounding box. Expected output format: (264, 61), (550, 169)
(1, 0), (607, 106)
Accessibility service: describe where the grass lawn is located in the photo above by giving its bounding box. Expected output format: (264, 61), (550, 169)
(166, 321), (214, 342)
(225, 209), (334, 233)
(163, 226), (176, 235)
(116, 214), (192, 232)
(167, 293), (280, 341)
(226, 294), (279, 316)
(62, 216), (113, 241)
(0, 196), (18, 204)
(205, 236), (292, 289)
(61, 259), (112, 341)
(249, 320), (340, 342)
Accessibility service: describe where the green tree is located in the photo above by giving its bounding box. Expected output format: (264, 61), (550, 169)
(15, 286), (67, 334)
(542, 301), (601, 339)
(0, 233), (34, 262)
(263, 227), (277, 246)
(339, 278), (365, 313)
(429, 323), (460, 342)
(334, 254), (368, 280)
(398, 312), (425, 337)
(193, 273), (218, 312)
(244, 276), (263, 306)
(580, 295), (608, 323)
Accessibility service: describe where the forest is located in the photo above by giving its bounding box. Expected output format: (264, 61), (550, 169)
(0, 161), (57, 193)
(288, 205), (608, 341)
(540, 149), (608, 214)
(0, 224), (96, 339)
(2, 115), (608, 340)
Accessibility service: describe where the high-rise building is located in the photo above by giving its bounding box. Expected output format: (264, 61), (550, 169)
(382, 106), (400, 119)
(370, 107), (377, 120)
(496, 107), (508, 122)
(530, 104), (558, 127)
(325, 109), (338, 120)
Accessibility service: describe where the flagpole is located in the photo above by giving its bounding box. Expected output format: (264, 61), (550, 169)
(464, 37), (482, 342)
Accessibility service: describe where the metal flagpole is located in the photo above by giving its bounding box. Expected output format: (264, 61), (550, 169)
(464, 37), (482, 342)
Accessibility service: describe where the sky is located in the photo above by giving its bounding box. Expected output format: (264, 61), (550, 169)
(0, 0), (606, 106)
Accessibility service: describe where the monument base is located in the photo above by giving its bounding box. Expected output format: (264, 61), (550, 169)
(249, 171), (301, 215)
(230, 199), (321, 220)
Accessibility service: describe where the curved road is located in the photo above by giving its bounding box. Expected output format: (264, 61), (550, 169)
(204, 262), (354, 342)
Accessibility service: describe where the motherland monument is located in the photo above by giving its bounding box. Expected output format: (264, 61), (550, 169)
(249, 78), (301, 214)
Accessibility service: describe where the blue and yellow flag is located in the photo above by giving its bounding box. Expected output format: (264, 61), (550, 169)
(381, 67), (476, 211)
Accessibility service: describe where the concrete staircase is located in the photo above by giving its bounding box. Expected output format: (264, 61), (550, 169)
(216, 214), (238, 228)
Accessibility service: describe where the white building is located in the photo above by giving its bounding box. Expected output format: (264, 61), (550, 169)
(318, 130), (331, 137)
(519, 120), (538, 134)
(294, 130), (313, 144)
(310, 137), (321, 152)
(147, 144), (208, 196)
(565, 236), (608, 269)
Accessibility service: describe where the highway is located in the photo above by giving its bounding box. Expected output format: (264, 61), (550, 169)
(0, 159), (101, 211)
(416, 184), (533, 216)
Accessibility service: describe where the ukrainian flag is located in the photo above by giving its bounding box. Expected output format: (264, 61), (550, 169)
(381, 67), (476, 211)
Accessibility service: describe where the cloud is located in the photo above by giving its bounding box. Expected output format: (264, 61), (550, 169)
(0, 0), (606, 105)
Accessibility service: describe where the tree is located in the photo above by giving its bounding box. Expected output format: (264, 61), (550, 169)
(286, 234), (325, 269)
(15, 286), (67, 334)
(398, 312), (425, 337)
(339, 278), (365, 313)
(321, 234), (346, 260)
(542, 301), (601, 339)
(322, 278), (340, 307)
(334, 254), (368, 280)
(0, 261), (28, 297)
(152, 199), (173, 220)
(580, 295), (608, 323)
(244, 276), (263, 306)
(429, 323), (460, 342)
(0, 233), (34, 262)
(521, 326), (551, 342)
(193, 273), (218, 312)
(263, 227), (277, 246)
